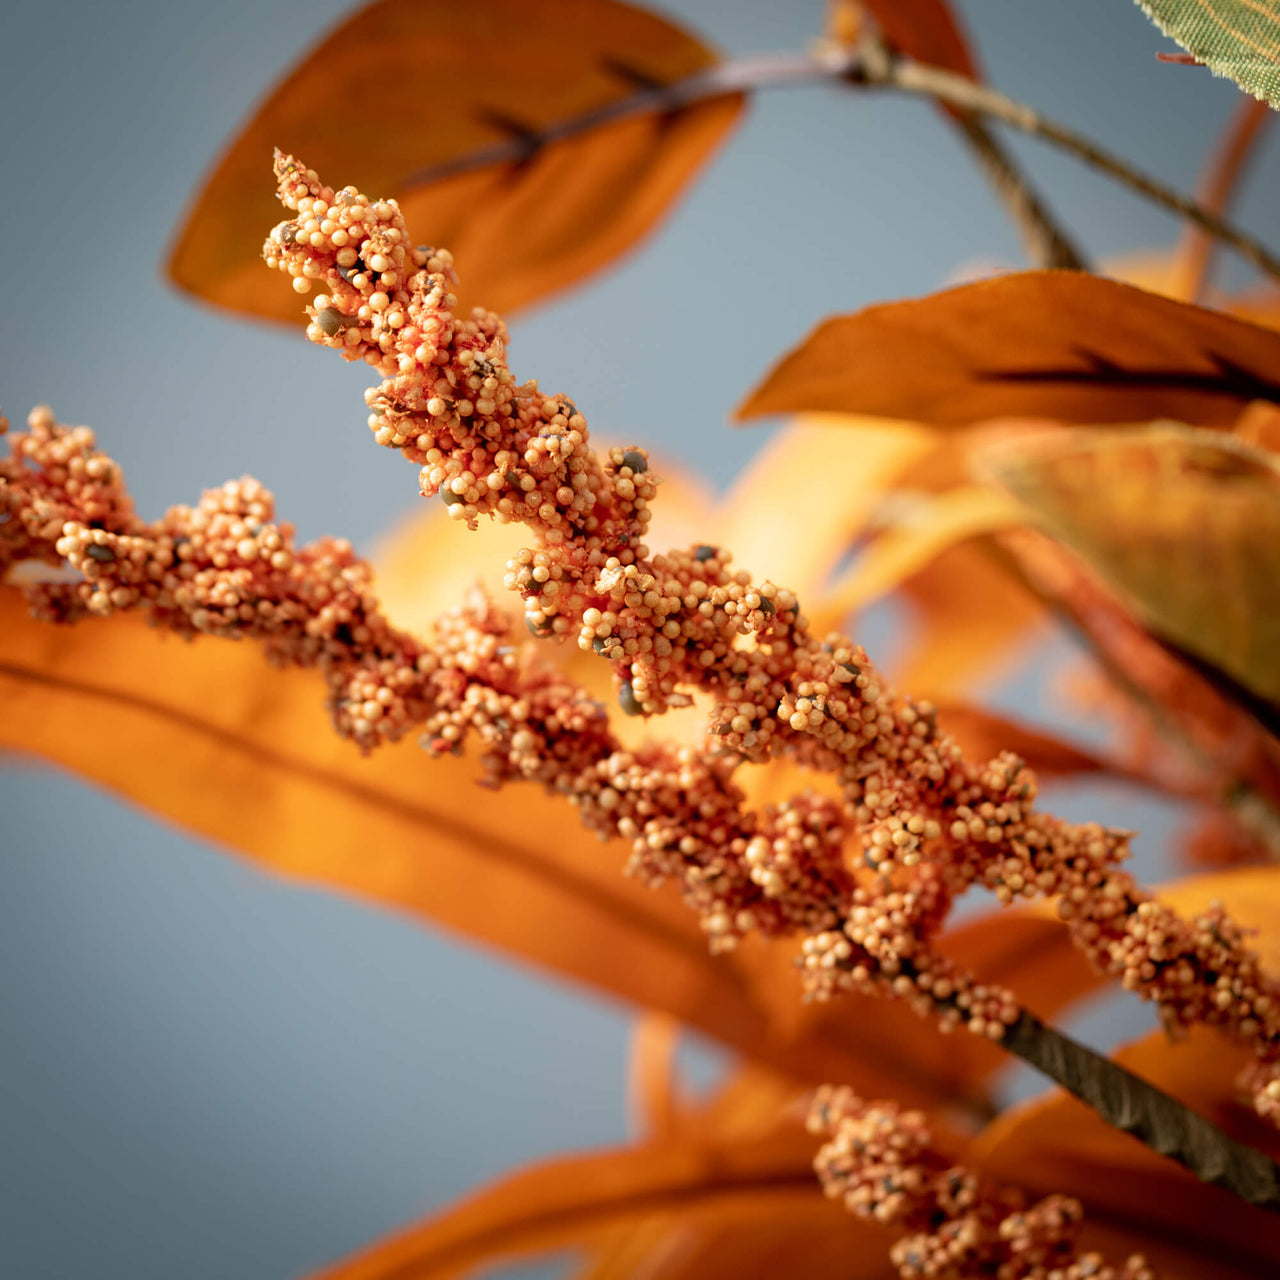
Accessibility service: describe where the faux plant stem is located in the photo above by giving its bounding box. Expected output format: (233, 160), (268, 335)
(950, 113), (1088, 271)
(1005, 1010), (1280, 1212)
(400, 45), (1280, 287)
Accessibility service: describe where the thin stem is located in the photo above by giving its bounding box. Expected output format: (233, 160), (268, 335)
(949, 114), (1088, 270)
(1175, 95), (1272, 302)
(869, 48), (1280, 286)
(400, 46), (1280, 288)
(1004, 1010), (1280, 1212)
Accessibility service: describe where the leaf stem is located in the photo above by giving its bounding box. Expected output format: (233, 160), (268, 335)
(401, 45), (1280, 286)
(1003, 1009), (1280, 1212)
(948, 114), (1088, 270)
(866, 45), (1280, 286)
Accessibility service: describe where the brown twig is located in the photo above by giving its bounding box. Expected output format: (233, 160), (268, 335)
(1175, 95), (1272, 302)
(399, 44), (1280, 287)
(1005, 1010), (1280, 1211)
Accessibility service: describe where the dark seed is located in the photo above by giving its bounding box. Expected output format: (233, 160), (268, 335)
(621, 449), (647, 474)
(618, 682), (644, 716)
(841, 661), (861, 677)
(441, 489), (465, 506)
(592, 636), (612, 656)
(758, 596), (775, 615)
(526, 616), (552, 637)
(277, 223), (298, 245)
(86, 543), (116, 563)
(315, 307), (345, 336)
(693, 544), (716, 562)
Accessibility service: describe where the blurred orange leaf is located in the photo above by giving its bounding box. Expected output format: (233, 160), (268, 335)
(988, 424), (1280, 730)
(819, 485), (1025, 620)
(168, 0), (742, 323)
(889, 536), (1046, 699)
(933, 703), (1120, 781)
(735, 272), (1280, 428)
(314, 1082), (896, 1280)
(860, 0), (980, 77)
(0, 585), (1016, 1106)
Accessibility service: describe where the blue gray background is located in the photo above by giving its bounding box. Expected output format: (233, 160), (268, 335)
(1, 2), (1273, 1277)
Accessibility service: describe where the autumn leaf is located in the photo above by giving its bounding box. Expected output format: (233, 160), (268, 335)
(1137, 0), (1280, 108)
(168, 0), (742, 323)
(986, 424), (1280, 732)
(312, 1069), (898, 1280)
(857, 0), (979, 77)
(316, 860), (1280, 1280)
(735, 272), (1280, 428)
(0, 583), (1012, 1102)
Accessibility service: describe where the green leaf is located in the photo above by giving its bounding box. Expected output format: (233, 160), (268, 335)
(1137, 0), (1280, 107)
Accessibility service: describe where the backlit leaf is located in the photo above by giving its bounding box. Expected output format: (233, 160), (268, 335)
(859, 0), (980, 77)
(735, 272), (1280, 428)
(168, 0), (743, 323)
(1137, 1), (1280, 108)
(819, 485), (1025, 620)
(311, 1124), (867, 1280)
(933, 703), (1121, 781)
(0, 586), (996, 1105)
(890, 536), (1046, 699)
(987, 424), (1280, 728)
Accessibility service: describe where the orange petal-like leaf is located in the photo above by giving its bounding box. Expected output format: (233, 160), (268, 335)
(712, 417), (936, 625)
(312, 1123), (893, 1280)
(933, 703), (1121, 782)
(988, 424), (1280, 729)
(818, 485), (1026, 622)
(628, 1013), (684, 1140)
(860, 0), (980, 77)
(168, 0), (742, 323)
(735, 272), (1280, 428)
(890, 537), (1046, 699)
(0, 586), (988, 1104)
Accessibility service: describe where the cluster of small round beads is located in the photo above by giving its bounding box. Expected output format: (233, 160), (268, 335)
(6, 156), (1280, 1127)
(809, 1086), (1155, 1280)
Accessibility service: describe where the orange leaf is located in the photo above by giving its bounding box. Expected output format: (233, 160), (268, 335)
(311, 1123), (893, 1280)
(890, 536), (1046, 699)
(0, 585), (990, 1106)
(168, 0), (743, 323)
(988, 424), (1280, 730)
(818, 485), (1025, 621)
(932, 703), (1121, 782)
(735, 272), (1280, 428)
(710, 417), (936, 625)
(859, 0), (980, 78)
(972, 1027), (1280, 1280)
(629, 1013), (683, 1139)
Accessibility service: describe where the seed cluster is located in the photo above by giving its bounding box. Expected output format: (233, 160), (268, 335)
(3, 156), (1280, 1132)
(809, 1086), (1155, 1280)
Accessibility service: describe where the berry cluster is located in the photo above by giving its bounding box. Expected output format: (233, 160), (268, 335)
(3, 156), (1280, 1130)
(809, 1086), (1155, 1279)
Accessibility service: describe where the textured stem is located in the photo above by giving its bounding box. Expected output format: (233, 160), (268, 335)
(1004, 1010), (1280, 1212)
(871, 49), (1280, 286)
(950, 113), (1088, 270)
(399, 45), (1280, 287)
(1175, 95), (1272, 302)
